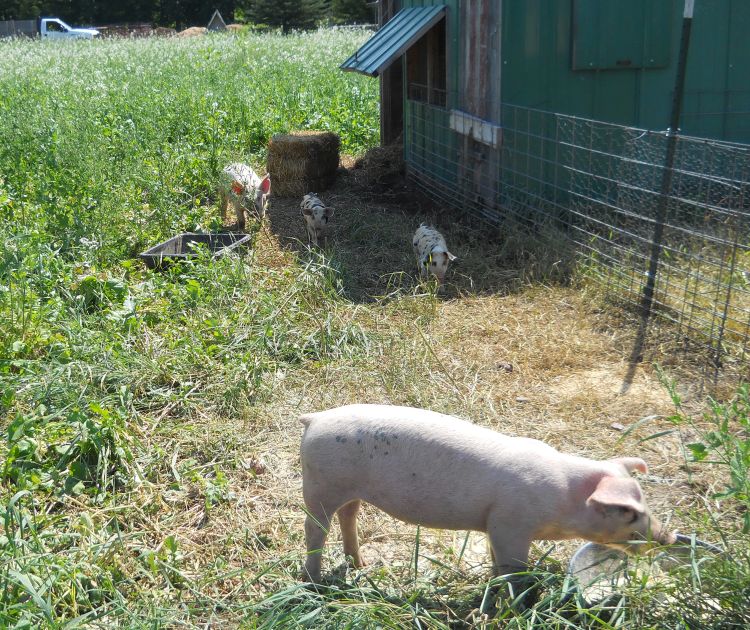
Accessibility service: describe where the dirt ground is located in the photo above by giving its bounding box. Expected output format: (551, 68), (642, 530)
(198, 154), (739, 590)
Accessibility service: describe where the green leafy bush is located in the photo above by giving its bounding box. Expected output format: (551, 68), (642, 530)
(3, 403), (134, 496)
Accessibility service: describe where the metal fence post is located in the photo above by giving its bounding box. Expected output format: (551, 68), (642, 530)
(639, 0), (695, 334)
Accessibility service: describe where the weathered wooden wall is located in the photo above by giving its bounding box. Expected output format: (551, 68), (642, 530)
(457, 0), (502, 210)
(379, 0), (403, 145)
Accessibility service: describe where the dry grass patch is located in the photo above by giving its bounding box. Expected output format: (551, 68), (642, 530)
(146, 279), (719, 615)
(186, 165), (741, 604)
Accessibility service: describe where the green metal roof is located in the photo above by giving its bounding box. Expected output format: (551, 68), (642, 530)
(340, 5), (446, 77)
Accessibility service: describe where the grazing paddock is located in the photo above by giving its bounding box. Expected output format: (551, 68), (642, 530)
(0, 30), (748, 628)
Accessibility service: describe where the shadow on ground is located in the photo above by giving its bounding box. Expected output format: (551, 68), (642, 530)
(262, 149), (575, 303)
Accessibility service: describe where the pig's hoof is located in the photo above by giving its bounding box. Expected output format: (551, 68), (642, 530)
(349, 555), (367, 569)
(298, 566), (321, 583)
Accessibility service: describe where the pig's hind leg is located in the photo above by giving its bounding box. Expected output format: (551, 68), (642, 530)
(303, 487), (356, 582)
(337, 500), (364, 568)
(303, 502), (333, 582)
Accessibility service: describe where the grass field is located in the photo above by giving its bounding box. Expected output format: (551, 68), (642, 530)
(1, 30), (749, 628)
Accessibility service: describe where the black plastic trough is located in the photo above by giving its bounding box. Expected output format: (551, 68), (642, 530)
(139, 232), (252, 270)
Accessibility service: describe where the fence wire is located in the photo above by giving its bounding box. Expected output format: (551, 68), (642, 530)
(405, 99), (750, 368)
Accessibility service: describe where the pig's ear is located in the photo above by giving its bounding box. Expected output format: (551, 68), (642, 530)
(324, 206), (334, 218)
(610, 457), (648, 475)
(447, 251), (457, 262)
(587, 476), (644, 519)
(260, 175), (271, 194)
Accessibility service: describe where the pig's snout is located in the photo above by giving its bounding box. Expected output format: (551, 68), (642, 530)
(655, 526), (678, 546)
(622, 519), (677, 553)
(625, 502), (677, 551)
(589, 515), (676, 556)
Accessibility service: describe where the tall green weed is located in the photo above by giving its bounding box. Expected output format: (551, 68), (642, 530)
(0, 30), (379, 626)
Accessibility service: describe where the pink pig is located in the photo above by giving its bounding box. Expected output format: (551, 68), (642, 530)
(299, 404), (676, 582)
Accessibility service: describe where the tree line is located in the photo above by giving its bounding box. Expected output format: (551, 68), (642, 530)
(0, 0), (376, 31)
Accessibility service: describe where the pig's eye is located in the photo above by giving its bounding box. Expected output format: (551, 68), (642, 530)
(619, 507), (637, 523)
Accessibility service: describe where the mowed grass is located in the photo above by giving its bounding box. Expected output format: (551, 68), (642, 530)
(1, 31), (749, 628)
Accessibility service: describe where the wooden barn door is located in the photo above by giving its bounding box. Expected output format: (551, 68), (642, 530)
(458, 0), (502, 215)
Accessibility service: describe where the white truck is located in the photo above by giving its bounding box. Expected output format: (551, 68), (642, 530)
(0, 17), (99, 39)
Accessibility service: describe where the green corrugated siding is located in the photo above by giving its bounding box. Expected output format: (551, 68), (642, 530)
(400, 0), (747, 194)
(502, 0), (750, 143)
(572, 0), (671, 71)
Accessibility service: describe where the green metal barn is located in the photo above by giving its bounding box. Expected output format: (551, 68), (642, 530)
(343, 1), (750, 368)
(344, 0), (750, 146)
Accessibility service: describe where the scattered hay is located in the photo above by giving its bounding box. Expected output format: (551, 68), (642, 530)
(352, 141), (404, 188)
(354, 143), (404, 173)
(178, 26), (206, 37)
(267, 131), (340, 197)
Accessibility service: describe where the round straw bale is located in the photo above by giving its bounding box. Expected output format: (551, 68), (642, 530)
(267, 131), (340, 197)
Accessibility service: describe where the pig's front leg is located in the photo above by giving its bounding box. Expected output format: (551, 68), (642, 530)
(233, 199), (246, 232)
(486, 516), (531, 576)
(484, 518), (534, 614)
(219, 189), (229, 224)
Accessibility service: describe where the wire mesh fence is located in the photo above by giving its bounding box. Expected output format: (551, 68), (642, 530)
(405, 97), (750, 368)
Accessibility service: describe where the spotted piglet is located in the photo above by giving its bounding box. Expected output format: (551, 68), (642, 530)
(219, 163), (271, 231)
(300, 193), (333, 247)
(412, 224), (456, 285)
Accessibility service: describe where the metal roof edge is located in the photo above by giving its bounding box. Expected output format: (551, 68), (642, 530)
(339, 5), (446, 78)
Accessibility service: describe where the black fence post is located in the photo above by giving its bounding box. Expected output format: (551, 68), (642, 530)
(639, 0), (695, 340)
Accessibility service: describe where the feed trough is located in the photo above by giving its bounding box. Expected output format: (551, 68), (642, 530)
(567, 534), (723, 606)
(139, 232), (251, 270)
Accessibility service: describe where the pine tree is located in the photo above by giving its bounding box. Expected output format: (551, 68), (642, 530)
(331, 0), (374, 25)
(243, 0), (329, 33)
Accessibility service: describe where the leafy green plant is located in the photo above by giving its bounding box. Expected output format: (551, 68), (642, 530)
(0, 27), (383, 628)
(3, 402), (134, 496)
(683, 384), (750, 532)
(649, 374), (750, 533)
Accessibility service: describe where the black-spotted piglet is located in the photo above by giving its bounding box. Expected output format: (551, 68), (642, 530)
(300, 193), (333, 246)
(413, 224), (456, 284)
